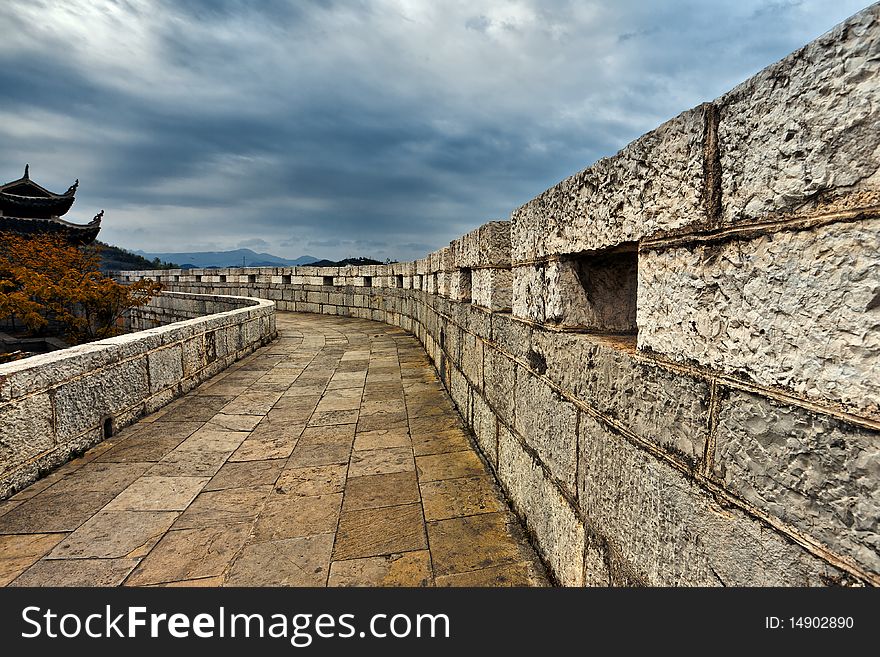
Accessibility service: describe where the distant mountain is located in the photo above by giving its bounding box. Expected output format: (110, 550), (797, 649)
(307, 257), (386, 267)
(96, 242), (179, 272)
(134, 248), (318, 269)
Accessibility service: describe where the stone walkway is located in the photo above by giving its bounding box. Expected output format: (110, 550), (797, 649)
(0, 313), (548, 587)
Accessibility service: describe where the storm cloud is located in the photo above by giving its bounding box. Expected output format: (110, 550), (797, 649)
(0, 0), (869, 261)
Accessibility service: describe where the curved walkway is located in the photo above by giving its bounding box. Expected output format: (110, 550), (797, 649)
(0, 312), (548, 587)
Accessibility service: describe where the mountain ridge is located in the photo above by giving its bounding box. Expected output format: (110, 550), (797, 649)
(134, 248), (318, 269)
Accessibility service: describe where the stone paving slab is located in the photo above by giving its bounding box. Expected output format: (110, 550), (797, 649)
(1, 313), (549, 587)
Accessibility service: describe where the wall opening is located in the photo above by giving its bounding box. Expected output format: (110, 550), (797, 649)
(173, 275), (180, 282)
(323, 276), (334, 286)
(248, 274), (256, 284)
(196, 275), (202, 282)
(364, 276), (373, 288)
(219, 275), (227, 283)
(567, 243), (638, 334)
(396, 274), (404, 288)
(102, 416), (114, 439)
(282, 275), (291, 285)
(456, 268), (472, 302)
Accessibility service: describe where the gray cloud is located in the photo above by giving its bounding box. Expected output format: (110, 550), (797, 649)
(0, 0), (869, 262)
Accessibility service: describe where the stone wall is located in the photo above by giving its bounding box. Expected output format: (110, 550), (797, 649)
(0, 292), (276, 498)
(120, 5), (879, 586)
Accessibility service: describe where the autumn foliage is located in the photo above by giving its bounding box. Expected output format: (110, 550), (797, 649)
(0, 233), (162, 345)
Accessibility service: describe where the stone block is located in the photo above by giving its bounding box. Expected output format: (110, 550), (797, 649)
(639, 221), (880, 419)
(512, 265), (544, 323)
(498, 426), (584, 586)
(470, 392), (498, 468)
(0, 393), (54, 479)
(54, 358), (150, 443)
(715, 389), (880, 575)
(148, 344), (184, 394)
(438, 247), (453, 272)
(717, 6), (880, 224)
(510, 104), (706, 262)
(513, 370), (579, 496)
(532, 330), (710, 466)
(449, 365), (470, 419)
(182, 335), (207, 378)
(460, 331), (483, 392)
(449, 270), (472, 303)
(490, 312), (533, 362)
(482, 346), (516, 428)
(472, 268), (512, 311)
(577, 412), (848, 585)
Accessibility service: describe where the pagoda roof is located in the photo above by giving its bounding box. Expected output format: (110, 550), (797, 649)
(1, 165), (79, 219)
(0, 210), (102, 245)
(0, 164), (78, 200)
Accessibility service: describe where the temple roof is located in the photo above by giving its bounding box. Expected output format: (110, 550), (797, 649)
(0, 164), (78, 199)
(0, 211), (102, 246)
(0, 165), (78, 219)
(0, 166), (101, 244)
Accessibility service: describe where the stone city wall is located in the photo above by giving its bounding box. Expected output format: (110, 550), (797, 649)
(122, 5), (879, 585)
(0, 292), (276, 498)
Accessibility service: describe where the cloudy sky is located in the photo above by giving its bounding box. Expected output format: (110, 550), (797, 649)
(0, 1), (870, 261)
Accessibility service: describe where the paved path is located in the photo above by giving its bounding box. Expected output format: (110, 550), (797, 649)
(0, 313), (548, 587)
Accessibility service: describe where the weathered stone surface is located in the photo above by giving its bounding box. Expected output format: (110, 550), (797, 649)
(97, 422), (201, 463)
(449, 270), (472, 302)
(275, 464), (347, 496)
(578, 412), (848, 585)
(333, 503), (426, 560)
(482, 346), (515, 427)
(54, 358), (150, 442)
(420, 475), (505, 521)
(532, 330), (710, 465)
(342, 471), (420, 511)
(348, 446), (414, 477)
(416, 450), (484, 482)
(426, 512), (535, 577)
(512, 265), (544, 322)
(0, 533), (66, 586)
(10, 557), (141, 587)
(472, 268), (512, 312)
(0, 393), (54, 478)
(717, 6), (880, 224)
(252, 492), (342, 542)
(48, 510), (178, 559)
(470, 392), (498, 467)
(329, 550), (432, 587)
(105, 476), (210, 511)
(453, 221), (511, 268)
(510, 105), (706, 262)
(173, 485), (273, 529)
(435, 560), (548, 587)
(225, 534), (334, 586)
(498, 426), (584, 586)
(148, 345), (184, 394)
(126, 525), (251, 585)
(639, 221), (880, 418)
(204, 459), (284, 491)
(514, 371), (578, 495)
(715, 390), (880, 575)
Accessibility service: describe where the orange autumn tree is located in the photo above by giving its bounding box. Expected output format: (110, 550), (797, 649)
(0, 232), (162, 344)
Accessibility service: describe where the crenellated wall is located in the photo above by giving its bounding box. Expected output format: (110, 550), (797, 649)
(0, 292), (276, 498)
(120, 5), (879, 586)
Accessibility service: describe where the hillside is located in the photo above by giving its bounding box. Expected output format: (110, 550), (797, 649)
(96, 242), (178, 272)
(306, 257), (387, 267)
(135, 248), (317, 269)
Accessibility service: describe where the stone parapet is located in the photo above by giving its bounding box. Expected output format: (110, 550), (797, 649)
(0, 292), (275, 498)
